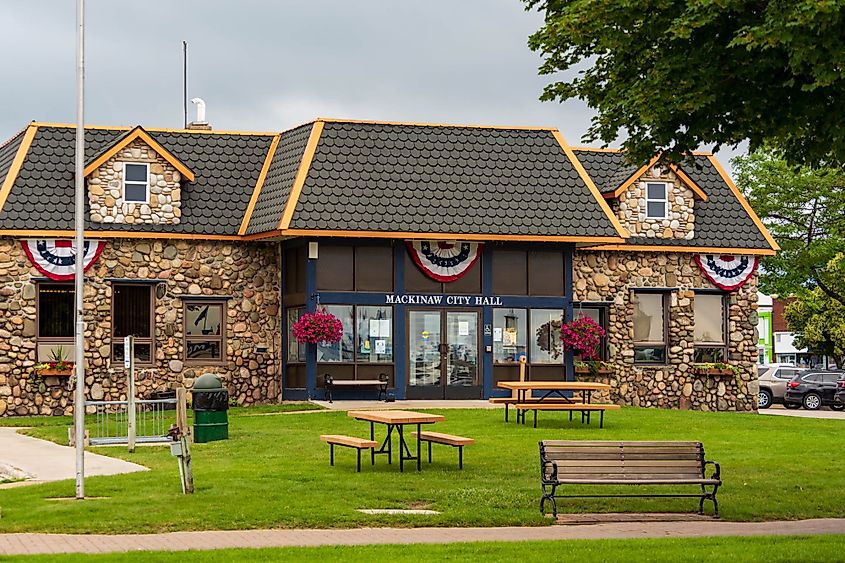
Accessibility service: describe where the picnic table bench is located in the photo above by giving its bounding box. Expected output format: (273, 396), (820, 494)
(324, 373), (389, 403)
(538, 440), (722, 517)
(411, 431), (474, 469)
(517, 403), (620, 428)
(320, 434), (378, 472)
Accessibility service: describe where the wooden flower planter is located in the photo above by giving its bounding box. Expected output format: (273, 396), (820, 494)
(37, 368), (73, 377)
(692, 367), (735, 376)
(575, 367), (614, 375)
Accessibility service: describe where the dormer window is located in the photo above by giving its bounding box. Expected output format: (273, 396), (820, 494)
(123, 163), (149, 204)
(645, 182), (668, 219)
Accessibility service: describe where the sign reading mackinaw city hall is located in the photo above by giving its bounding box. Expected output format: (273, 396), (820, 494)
(385, 294), (503, 306)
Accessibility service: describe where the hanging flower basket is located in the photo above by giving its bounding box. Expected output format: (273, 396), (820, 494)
(560, 315), (606, 359)
(292, 310), (344, 345)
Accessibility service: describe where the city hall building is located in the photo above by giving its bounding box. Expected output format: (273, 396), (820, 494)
(0, 118), (777, 416)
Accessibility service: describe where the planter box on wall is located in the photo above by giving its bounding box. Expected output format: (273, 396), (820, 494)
(575, 367), (614, 375)
(691, 368), (736, 376)
(37, 369), (73, 377)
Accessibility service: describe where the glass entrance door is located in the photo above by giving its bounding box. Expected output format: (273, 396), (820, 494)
(407, 310), (480, 399)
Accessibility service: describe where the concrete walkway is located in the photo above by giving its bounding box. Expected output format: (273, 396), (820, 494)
(758, 405), (845, 420)
(312, 399), (498, 411)
(0, 519), (843, 555)
(0, 427), (146, 486)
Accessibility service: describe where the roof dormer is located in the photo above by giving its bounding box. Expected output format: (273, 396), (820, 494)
(84, 126), (194, 225)
(607, 158), (708, 240)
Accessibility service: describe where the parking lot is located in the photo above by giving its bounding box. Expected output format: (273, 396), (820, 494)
(759, 404), (845, 420)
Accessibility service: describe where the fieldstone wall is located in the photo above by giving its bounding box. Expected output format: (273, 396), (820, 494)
(574, 250), (758, 412)
(88, 138), (182, 225)
(614, 166), (696, 240)
(0, 237), (280, 416)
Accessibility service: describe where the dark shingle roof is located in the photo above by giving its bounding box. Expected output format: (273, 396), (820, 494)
(287, 122), (622, 238)
(245, 123), (314, 235)
(572, 149), (641, 193)
(0, 129), (25, 190)
(571, 149), (773, 250)
(0, 125), (274, 235)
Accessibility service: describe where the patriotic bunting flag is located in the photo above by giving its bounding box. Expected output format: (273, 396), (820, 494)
(21, 239), (106, 281)
(694, 254), (758, 291)
(406, 240), (482, 282)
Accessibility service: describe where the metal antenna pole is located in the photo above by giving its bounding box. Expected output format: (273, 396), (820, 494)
(183, 41), (188, 128)
(74, 0), (86, 500)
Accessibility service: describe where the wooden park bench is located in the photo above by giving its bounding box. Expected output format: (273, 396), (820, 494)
(538, 440), (722, 517)
(324, 373), (389, 403)
(411, 431), (474, 469)
(516, 403), (620, 428)
(320, 434), (378, 472)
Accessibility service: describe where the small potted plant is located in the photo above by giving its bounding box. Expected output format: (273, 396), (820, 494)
(34, 346), (74, 377)
(292, 309), (344, 345)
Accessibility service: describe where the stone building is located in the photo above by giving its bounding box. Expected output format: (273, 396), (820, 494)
(0, 119), (777, 416)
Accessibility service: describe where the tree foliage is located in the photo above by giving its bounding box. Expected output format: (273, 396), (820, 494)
(784, 289), (845, 369)
(524, 0), (845, 166)
(733, 150), (845, 306)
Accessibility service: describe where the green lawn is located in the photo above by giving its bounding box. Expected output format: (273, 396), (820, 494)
(0, 406), (842, 534)
(4, 536), (845, 562)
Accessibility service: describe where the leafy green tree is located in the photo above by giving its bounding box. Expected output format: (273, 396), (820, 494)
(733, 150), (845, 306)
(524, 1), (845, 166)
(784, 289), (845, 369)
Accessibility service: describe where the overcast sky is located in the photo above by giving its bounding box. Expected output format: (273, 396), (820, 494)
(0, 0), (743, 168)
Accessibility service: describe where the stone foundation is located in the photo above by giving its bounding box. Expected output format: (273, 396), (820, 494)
(0, 237), (280, 416)
(574, 250), (758, 412)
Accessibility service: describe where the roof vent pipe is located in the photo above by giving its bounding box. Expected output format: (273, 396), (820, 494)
(187, 98), (211, 130)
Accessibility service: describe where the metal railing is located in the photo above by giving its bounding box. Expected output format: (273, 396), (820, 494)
(87, 398), (177, 446)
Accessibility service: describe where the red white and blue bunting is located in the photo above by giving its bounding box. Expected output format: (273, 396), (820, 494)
(21, 239), (106, 281)
(406, 240), (483, 282)
(694, 254), (758, 291)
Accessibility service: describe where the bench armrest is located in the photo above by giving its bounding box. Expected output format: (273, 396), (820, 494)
(704, 460), (721, 481)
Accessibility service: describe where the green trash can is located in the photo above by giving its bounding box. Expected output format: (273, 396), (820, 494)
(192, 373), (229, 443)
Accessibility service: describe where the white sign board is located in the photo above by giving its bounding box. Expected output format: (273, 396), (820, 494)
(123, 336), (132, 370)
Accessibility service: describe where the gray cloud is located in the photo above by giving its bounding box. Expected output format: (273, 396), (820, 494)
(0, 0), (743, 168)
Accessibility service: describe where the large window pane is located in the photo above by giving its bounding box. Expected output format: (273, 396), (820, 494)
(38, 284), (74, 338)
(493, 308), (527, 363)
(184, 302), (225, 363)
(113, 285), (152, 338)
(287, 307), (305, 363)
(633, 293), (664, 343)
(316, 305), (354, 362)
(694, 294), (725, 344)
(356, 306), (393, 362)
(530, 309), (564, 364)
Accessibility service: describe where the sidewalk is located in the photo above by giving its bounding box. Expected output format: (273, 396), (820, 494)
(1, 519), (844, 555)
(0, 427), (146, 487)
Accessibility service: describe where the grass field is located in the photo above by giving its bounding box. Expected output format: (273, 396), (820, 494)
(0, 405), (842, 534)
(4, 536), (845, 562)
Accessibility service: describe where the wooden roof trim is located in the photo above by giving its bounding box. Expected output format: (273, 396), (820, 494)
(580, 243), (777, 256)
(31, 122), (280, 136)
(0, 124), (38, 215)
(706, 155), (780, 251)
(239, 134), (281, 236)
(551, 129), (630, 239)
(83, 126), (196, 182)
(249, 228), (626, 244)
(277, 121), (325, 230)
(316, 117), (556, 131)
(0, 229), (240, 241)
(602, 157), (709, 202)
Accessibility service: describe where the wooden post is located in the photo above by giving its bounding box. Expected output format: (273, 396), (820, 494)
(181, 435), (194, 494)
(126, 336), (136, 453)
(516, 355), (528, 399)
(175, 387), (189, 440)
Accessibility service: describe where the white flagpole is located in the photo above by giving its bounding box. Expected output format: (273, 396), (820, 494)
(74, 0), (86, 500)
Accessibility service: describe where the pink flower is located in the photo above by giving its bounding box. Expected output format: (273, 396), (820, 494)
(292, 310), (344, 344)
(560, 315), (605, 358)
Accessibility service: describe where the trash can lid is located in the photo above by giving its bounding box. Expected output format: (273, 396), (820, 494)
(193, 373), (225, 392)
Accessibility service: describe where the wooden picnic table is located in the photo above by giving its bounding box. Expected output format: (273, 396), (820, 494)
(497, 381), (611, 404)
(347, 410), (445, 472)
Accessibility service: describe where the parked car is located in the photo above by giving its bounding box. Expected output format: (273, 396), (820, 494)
(783, 371), (845, 410)
(756, 365), (807, 409)
(834, 379), (845, 409)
